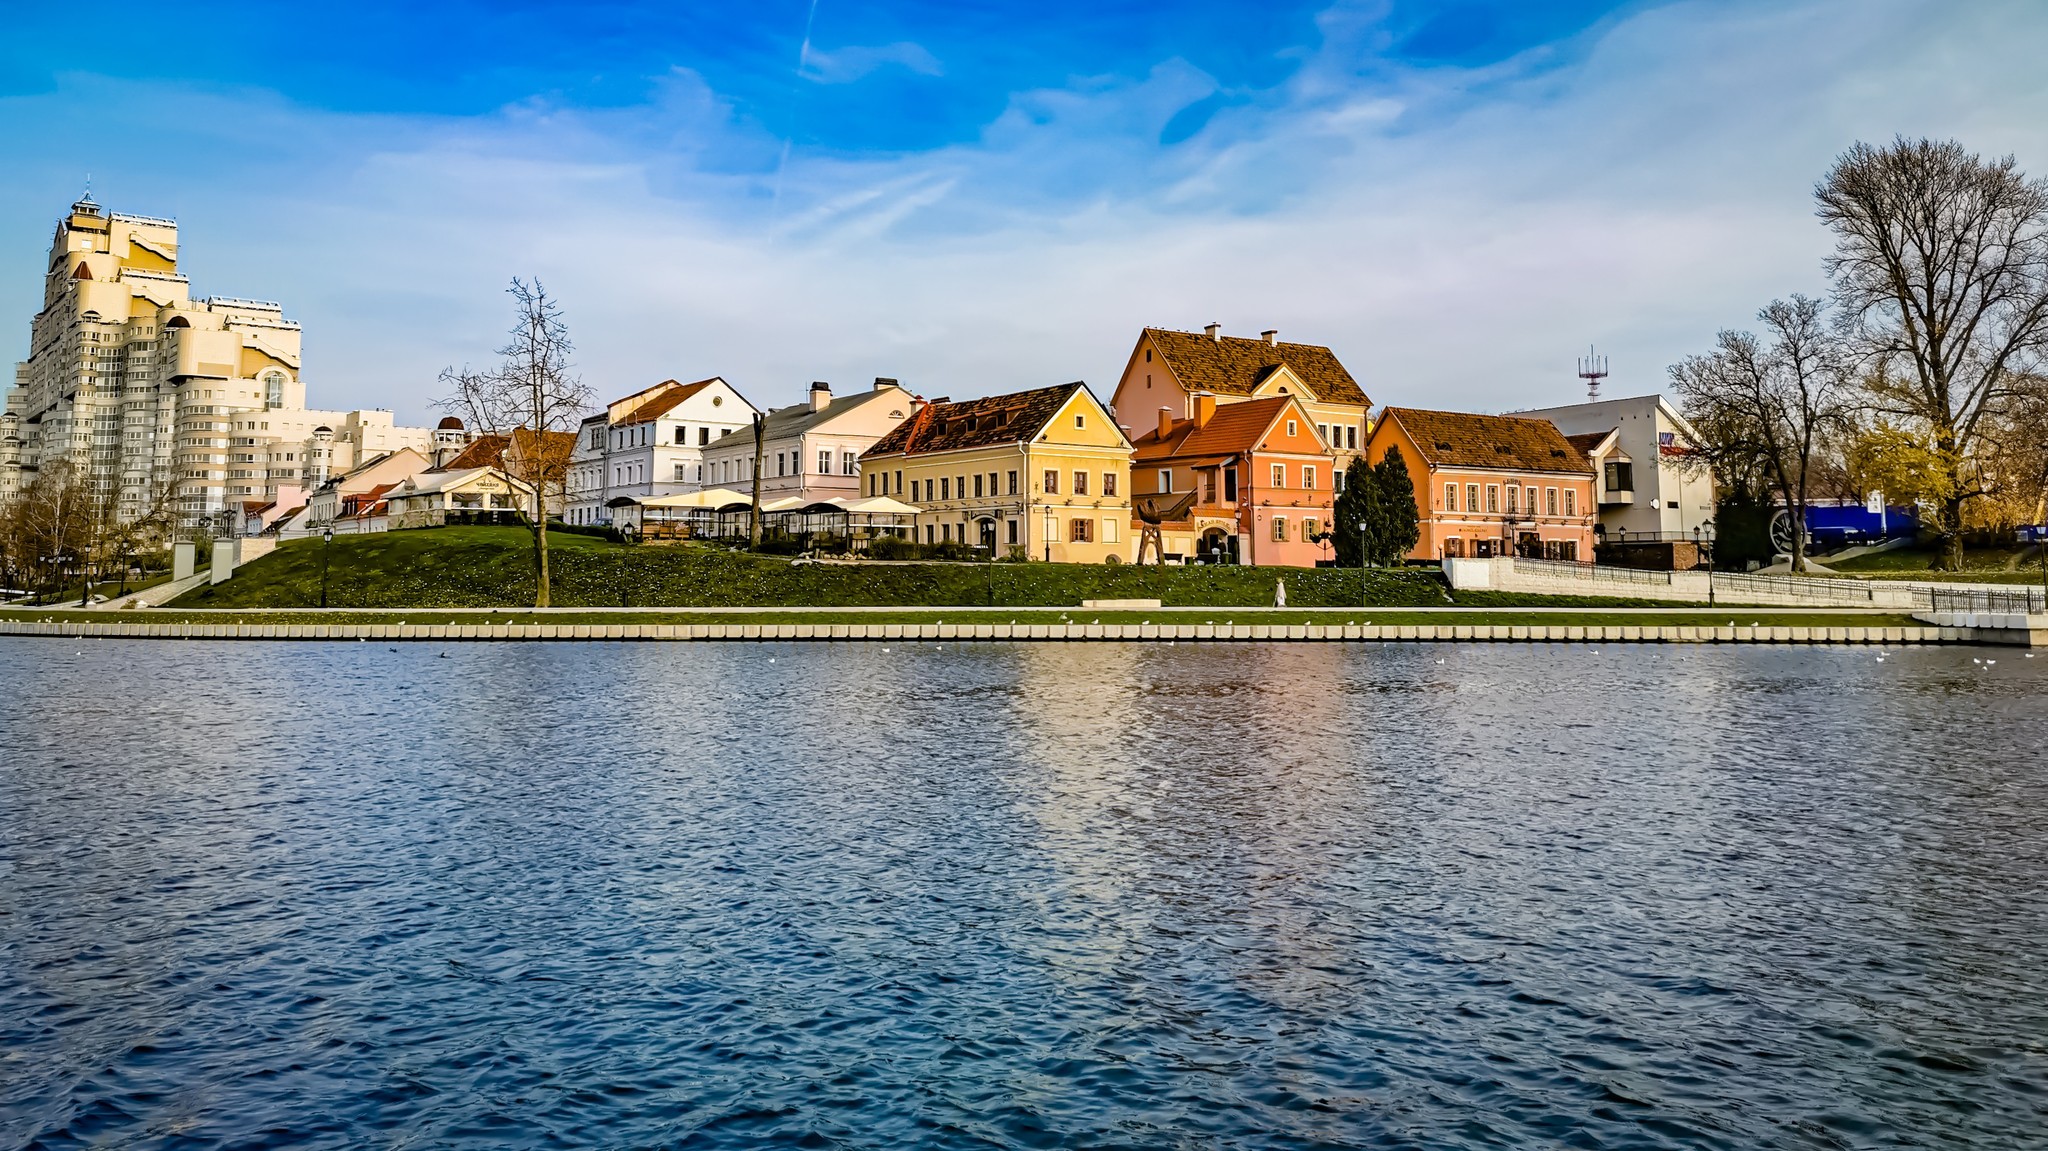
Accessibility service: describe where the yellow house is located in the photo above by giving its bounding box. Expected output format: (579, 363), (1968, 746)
(859, 381), (1132, 562)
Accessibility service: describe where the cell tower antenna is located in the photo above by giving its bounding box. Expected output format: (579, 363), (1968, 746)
(1577, 346), (1608, 400)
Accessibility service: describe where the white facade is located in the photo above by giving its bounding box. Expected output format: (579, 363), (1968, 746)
(700, 379), (913, 505)
(565, 377), (756, 526)
(1516, 393), (1716, 541)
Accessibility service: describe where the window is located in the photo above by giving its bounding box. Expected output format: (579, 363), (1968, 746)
(819, 450), (832, 475)
(674, 463), (687, 481)
(1287, 419), (1299, 437)
(1546, 487), (1558, 516)
(1073, 471), (1088, 496)
(1271, 463), (1285, 488)
(941, 477), (951, 500)
(1445, 481), (1457, 510)
(589, 427), (604, 450)
(925, 524), (936, 544)
(895, 470), (903, 495)
(1466, 484), (1480, 513)
(1101, 518), (1119, 544)
(1444, 537), (1464, 558)
(1604, 461), (1634, 491)
(1526, 486), (1537, 513)
(924, 478), (934, 502)
(1007, 519), (1019, 545)
(1506, 485), (1518, 516)
(1224, 467), (1238, 503)
(1102, 472), (1117, 497)
(776, 453), (787, 478)
(1145, 348), (1152, 362)
(1272, 516), (1288, 542)
(1565, 489), (1577, 517)
(844, 452), (858, 476)
(674, 426), (687, 445)
(1075, 414), (1086, 429)
(974, 473), (985, 498)
(1006, 470), (1018, 495)
(942, 523), (952, 542)
(1303, 466), (1316, 490)
(696, 465), (703, 483)
(1347, 426), (1358, 449)
(1043, 470), (1058, 494)
(699, 427), (710, 446)
(1158, 469), (1173, 493)
(868, 474), (877, 496)
(1069, 517), (1094, 542)
(1304, 517), (1320, 540)
(1334, 470), (1345, 492)
(1317, 423), (1328, 444)
(1486, 485), (1499, 513)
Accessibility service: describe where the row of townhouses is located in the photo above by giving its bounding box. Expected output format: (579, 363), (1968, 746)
(2, 196), (1715, 566)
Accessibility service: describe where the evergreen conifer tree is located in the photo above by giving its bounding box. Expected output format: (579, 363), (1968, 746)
(1372, 448), (1420, 565)
(1332, 455), (1377, 567)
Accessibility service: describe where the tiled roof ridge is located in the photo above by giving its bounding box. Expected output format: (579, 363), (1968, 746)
(865, 381), (1083, 457)
(1142, 327), (1368, 407)
(1381, 407), (1593, 474)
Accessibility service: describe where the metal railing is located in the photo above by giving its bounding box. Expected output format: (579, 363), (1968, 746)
(1922, 587), (2046, 614)
(1512, 557), (1671, 585)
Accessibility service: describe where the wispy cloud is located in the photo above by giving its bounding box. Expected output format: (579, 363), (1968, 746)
(4, 0), (2047, 426)
(801, 42), (944, 85)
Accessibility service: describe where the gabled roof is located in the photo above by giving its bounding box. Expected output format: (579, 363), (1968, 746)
(738, 386), (909, 445)
(1381, 407), (1593, 475)
(614, 378), (717, 425)
(434, 434), (508, 472)
(1564, 429), (1622, 458)
(1130, 395), (1303, 462)
(1144, 328), (1368, 407)
(864, 382), (1089, 457)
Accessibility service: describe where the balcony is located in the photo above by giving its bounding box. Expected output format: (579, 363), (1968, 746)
(1600, 488), (1634, 506)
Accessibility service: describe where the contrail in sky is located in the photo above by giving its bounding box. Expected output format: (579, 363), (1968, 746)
(772, 0), (824, 214)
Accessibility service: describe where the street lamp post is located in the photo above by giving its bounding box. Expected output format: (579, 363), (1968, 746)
(1357, 519), (1370, 608)
(1042, 504), (1054, 563)
(320, 528), (334, 609)
(2038, 442), (2048, 613)
(1693, 524), (1714, 606)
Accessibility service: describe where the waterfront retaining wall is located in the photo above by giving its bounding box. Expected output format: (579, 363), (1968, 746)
(0, 620), (1966, 644)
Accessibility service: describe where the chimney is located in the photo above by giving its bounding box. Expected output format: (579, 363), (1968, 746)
(1261, 329), (1278, 345)
(1204, 321), (1222, 342)
(1193, 392), (1217, 429)
(808, 381), (832, 411)
(873, 376), (899, 391)
(1157, 407), (1175, 440)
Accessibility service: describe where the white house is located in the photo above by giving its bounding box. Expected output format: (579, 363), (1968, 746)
(565, 377), (758, 526)
(1515, 393), (1715, 546)
(699, 378), (914, 505)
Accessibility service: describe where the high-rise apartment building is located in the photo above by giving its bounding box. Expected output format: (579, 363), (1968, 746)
(3, 194), (446, 529)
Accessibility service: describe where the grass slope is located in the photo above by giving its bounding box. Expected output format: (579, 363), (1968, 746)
(168, 527), (1670, 610)
(1828, 544), (2048, 583)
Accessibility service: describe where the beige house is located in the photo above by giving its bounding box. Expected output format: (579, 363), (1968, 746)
(2, 194), (448, 528)
(860, 381), (1131, 561)
(1109, 324), (1373, 473)
(384, 468), (535, 529)
(295, 447), (434, 533)
(699, 378), (914, 508)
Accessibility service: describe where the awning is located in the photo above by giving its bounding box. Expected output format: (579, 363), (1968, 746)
(641, 487), (752, 509)
(840, 495), (923, 515)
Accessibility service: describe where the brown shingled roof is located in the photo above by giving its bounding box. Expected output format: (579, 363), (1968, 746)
(1564, 430), (1617, 456)
(1145, 328), (1368, 407)
(1382, 408), (1593, 474)
(864, 382), (1086, 457)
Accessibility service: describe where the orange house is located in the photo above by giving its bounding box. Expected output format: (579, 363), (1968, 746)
(1128, 393), (1336, 566)
(1366, 407), (1597, 562)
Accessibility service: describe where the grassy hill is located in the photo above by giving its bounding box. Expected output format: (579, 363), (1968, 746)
(1828, 544), (2048, 583)
(167, 526), (1651, 609)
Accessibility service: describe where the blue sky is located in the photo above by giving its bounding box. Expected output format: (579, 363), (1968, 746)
(4, 0), (2045, 421)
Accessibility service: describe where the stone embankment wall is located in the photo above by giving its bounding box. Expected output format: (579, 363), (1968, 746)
(1446, 556), (1923, 608)
(0, 619), (1956, 644)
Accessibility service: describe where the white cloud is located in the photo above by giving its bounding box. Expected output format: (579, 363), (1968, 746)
(800, 41), (944, 84)
(5, 0), (2048, 428)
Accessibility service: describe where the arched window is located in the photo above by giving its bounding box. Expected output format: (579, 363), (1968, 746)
(261, 371), (286, 409)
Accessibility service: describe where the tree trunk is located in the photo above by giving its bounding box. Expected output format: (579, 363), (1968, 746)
(1940, 494), (1966, 571)
(748, 414), (764, 552)
(533, 479), (551, 608)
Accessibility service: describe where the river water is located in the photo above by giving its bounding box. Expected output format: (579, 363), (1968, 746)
(1, 639), (2044, 1149)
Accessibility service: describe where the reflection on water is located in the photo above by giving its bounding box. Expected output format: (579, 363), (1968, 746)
(1, 639), (2045, 1148)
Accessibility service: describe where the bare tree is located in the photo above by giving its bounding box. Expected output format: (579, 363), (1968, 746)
(438, 279), (593, 607)
(1818, 137), (2048, 569)
(0, 460), (94, 602)
(1671, 295), (1853, 571)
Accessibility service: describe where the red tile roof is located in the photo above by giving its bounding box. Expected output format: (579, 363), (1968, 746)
(1145, 328), (1369, 407)
(1130, 395), (1296, 461)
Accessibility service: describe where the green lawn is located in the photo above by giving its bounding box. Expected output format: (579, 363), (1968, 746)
(164, 526), (1681, 610)
(1829, 544), (2048, 583)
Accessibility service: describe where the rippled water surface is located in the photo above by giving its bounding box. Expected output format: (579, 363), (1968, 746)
(2, 639), (2046, 1149)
